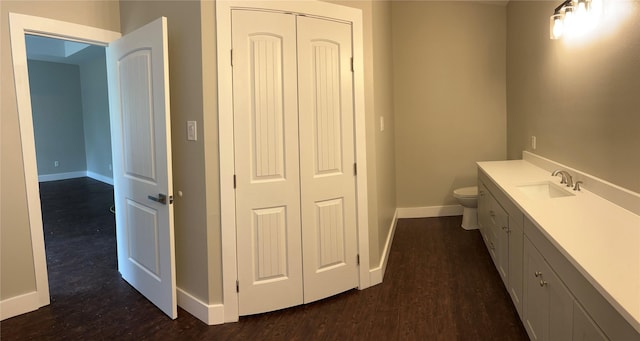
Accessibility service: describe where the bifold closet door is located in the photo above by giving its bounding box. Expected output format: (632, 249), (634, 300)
(297, 16), (358, 303)
(232, 10), (303, 316)
(232, 9), (359, 315)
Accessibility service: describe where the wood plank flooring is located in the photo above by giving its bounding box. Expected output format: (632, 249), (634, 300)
(1, 177), (528, 340)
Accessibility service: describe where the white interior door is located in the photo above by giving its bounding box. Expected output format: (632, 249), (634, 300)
(297, 16), (358, 303)
(107, 17), (177, 319)
(232, 10), (304, 315)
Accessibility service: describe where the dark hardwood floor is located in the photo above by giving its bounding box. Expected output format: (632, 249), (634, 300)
(1, 177), (528, 340)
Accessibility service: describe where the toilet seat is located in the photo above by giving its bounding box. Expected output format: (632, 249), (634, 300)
(454, 186), (477, 198)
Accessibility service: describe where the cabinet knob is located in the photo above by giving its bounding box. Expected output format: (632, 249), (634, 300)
(539, 280), (548, 287)
(534, 271), (542, 277)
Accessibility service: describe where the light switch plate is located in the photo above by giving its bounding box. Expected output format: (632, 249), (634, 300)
(531, 136), (537, 150)
(187, 121), (197, 141)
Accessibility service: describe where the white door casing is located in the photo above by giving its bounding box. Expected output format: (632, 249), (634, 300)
(297, 16), (358, 303)
(107, 17), (177, 319)
(231, 10), (304, 315)
(7, 13), (122, 320)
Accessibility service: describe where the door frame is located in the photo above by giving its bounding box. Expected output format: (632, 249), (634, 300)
(8, 13), (121, 318)
(216, 1), (370, 322)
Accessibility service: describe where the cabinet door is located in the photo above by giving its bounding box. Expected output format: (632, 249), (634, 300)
(508, 214), (524, 318)
(523, 237), (574, 341)
(523, 237), (549, 340)
(477, 183), (491, 246)
(494, 208), (509, 287)
(573, 302), (608, 341)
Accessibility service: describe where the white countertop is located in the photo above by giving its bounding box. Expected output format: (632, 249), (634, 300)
(477, 159), (640, 334)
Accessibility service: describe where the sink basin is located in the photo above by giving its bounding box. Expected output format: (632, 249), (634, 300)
(517, 181), (576, 199)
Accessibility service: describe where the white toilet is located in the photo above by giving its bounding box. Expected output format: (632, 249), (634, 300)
(453, 186), (478, 230)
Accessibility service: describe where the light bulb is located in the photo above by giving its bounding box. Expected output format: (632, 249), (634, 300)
(589, 0), (603, 23)
(577, 0), (587, 15)
(563, 5), (575, 32)
(550, 14), (564, 39)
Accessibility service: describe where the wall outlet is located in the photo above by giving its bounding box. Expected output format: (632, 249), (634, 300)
(54, 161), (59, 167)
(531, 136), (537, 150)
(187, 120), (197, 141)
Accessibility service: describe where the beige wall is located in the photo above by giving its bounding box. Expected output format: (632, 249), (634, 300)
(122, 0), (392, 304)
(392, 1), (507, 208)
(0, 0), (120, 301)
(323, 0), (396, 266)
(507, 1), (640, 193)
(371, 1), (396, 266)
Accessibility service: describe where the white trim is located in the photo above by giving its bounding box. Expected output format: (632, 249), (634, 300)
(86, 171), (114, 185)
(397, 205), (463, 219)
(216, 1), (369, 323)
(0, 291), (40, 321)
(177, 288), (224, 325)
(523, 151), (640, 216)
(369, 209), (398, 286)
(37, 171), (113, 185)
(37, 171), (86, 182)
(9, 12), (120, 318)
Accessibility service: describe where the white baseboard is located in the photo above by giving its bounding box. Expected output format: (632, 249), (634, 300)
(0, 291), (40, 321)
(369, 209), (398, 286)
(177, 287), (224, 325)
(38, 171), (86, 182)
(397, 205), (463, 219)
(38, 171), (113, 185)
(86, 171), (113, 185)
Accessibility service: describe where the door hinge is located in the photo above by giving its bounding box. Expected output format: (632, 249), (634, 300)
(169, 195), (174, 205)
(353, 163), (357, 176)
(231, 49), (233, 67)
(236, 280), (239, 293)
(350, 57), (354, 72)
(356, 254), (360, 265)
(233, 175), (237, 189)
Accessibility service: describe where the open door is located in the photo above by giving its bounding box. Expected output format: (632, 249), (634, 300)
(106, 17), (177, 319)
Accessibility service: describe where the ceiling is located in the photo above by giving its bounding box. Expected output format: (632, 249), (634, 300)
(25, 35), (105, 65)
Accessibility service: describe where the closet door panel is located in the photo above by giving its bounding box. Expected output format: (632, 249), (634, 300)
(232, 10), (303, 315)
(297, 16), (358, 303)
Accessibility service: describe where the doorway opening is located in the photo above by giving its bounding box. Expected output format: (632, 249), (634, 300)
(25, 34), (121, 308)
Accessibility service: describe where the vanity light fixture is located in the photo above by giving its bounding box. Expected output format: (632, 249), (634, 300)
(550, 0), (603, 39)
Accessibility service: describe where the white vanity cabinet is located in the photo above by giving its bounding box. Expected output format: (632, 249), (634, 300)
(478, 169), (524, 318)
(477, 160), (639, 341)
(523, 218), (611, 341)
(523, 235), (574, 340)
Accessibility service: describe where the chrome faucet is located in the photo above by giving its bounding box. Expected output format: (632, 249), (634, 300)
(551, 169), (573, 187)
